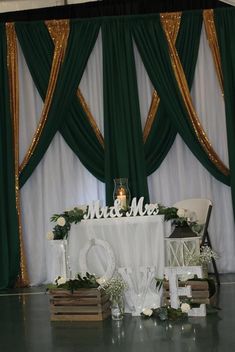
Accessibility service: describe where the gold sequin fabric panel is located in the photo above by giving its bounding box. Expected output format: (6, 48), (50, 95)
(6, 22), (29, 286)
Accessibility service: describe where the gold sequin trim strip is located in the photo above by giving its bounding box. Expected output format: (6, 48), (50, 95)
(203, 9), (224, 96)
(46, 19), (69, 62)
(143, 91), (160, 143)
(77, 88), (104, 148)
(160, 12), (181, 44)
(19, 20), (70, 173)
(6, 23), (29, 287)
(143, 12), (181, 143)
(161, 16), (229, 176)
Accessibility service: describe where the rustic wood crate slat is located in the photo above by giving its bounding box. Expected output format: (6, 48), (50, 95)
(51, 295), (109, 306)
(50, 289), (102, 297)
(50, 300), (110, 314)
(164, 291), (209, 299)
(51, 309), (111, 322)
(49, 288), (111, 321)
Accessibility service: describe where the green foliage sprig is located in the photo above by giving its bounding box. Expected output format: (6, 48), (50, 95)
(49, 272), (99, 293)
(158, 205), (179, 221)
(141, 306), (187, 321)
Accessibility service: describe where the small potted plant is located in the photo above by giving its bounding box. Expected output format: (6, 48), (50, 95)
(99, 275), (128, 320)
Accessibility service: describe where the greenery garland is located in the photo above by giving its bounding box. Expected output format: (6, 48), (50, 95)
(49, 207), (87, 240)
(48, 204), (200, 240)
(47, 272), (99, 293)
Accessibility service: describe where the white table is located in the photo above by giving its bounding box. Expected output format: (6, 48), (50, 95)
(68, 215), (171, 315)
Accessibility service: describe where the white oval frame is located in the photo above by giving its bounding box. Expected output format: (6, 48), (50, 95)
(79, 238), (116, 281)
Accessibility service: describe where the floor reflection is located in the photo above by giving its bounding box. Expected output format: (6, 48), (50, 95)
(1, 278), (235, 352)
(106, 312), (222, 352)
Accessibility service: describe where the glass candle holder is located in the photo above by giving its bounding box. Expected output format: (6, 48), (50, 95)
(113, 178), (131, 210)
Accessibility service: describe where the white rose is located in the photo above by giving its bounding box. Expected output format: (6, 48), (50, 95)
(181, 303), (191, 313)
(57, 277), (67, 285)
(142, 308), (153, 317)
(96, 277), (106, 285)
(57, 216), (66, 226)
(47, 231), (54, 240)
(177, 208), (186, 218)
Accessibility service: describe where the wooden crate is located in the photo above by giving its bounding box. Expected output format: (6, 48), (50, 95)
(163, 280), (210, 305)
(49, 288), (111, 321)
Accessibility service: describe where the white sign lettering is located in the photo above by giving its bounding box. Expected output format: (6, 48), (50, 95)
(83, 197), (159, 220)
(165, 266), (206, 317)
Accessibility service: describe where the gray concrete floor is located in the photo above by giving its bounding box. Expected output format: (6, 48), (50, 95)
(0, 274), (235, 352)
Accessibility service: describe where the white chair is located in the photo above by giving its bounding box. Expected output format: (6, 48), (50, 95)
(173, 198), (220, 285)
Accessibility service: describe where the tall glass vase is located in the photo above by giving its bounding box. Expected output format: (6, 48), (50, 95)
(113, 178), (131, 210)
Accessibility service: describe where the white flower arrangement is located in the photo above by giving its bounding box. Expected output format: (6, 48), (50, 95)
(99, 275), (128, 303)
(185, 245), (219, 266)
(158, 205), (201, 234)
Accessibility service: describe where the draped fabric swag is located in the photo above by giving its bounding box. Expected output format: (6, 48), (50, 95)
(1, 8), (235, 288)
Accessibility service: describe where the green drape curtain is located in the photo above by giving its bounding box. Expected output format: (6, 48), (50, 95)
(15, 22), (53, 101)
(15, 20), (103, 187)
(102, 19), (149, 205)
(132, 12), (230, 186)
(0, 24), (20, 289)
(214, 8), (235, 214)
(145, 11), (202, 175)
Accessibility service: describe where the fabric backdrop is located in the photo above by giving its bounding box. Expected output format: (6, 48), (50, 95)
(19, 25), (235, 285)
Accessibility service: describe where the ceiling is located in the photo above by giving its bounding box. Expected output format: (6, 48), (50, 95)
(0, 0), (232, 13)
(0, 0), (99, 13)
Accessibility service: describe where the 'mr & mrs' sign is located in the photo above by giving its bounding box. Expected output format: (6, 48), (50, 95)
(83, 196), (159, 220)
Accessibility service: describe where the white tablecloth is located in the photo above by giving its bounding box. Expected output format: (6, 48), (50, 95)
(68, 215), (171, 314)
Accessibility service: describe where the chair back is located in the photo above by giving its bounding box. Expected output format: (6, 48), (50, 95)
(173, 198), (212, 236)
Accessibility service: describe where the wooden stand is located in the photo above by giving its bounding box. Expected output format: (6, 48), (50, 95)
(49, 288), (111, 321)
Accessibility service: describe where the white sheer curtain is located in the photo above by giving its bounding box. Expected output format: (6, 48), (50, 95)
(19, 25), (235, 286)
